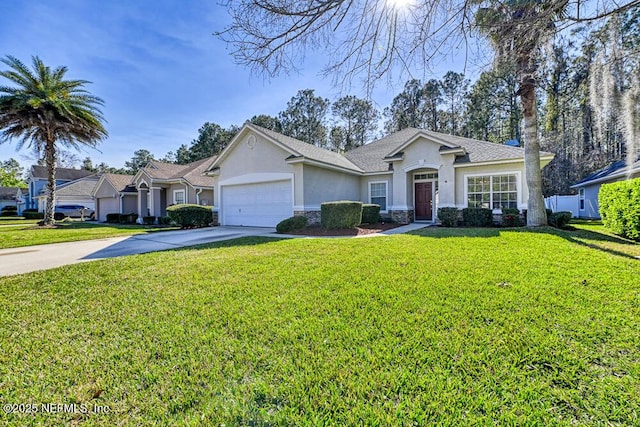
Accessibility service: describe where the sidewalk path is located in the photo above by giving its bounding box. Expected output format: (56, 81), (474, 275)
(0, 223), (429, 277)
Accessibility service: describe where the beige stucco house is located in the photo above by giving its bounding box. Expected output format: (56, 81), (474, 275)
(92, 157), (216, 221)
(204, 123), (554, 227)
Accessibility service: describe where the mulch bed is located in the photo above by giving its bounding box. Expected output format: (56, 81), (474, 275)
(286, 222), (402, 236)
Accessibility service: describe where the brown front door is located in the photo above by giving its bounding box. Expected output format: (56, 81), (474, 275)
(415, 182), (433, 220)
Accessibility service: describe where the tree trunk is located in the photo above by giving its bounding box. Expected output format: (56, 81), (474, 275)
(43, 140), (57, 226)
(520, 75), (547, 227)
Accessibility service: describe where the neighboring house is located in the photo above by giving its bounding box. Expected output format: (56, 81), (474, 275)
(93, 157), (216, 221)
(0, 187), (26, 214)
(34, 175), (100, 213)
(570, 159), (640, 219)
(204, 123), (555, 227)
(92, 173), (137, 222)
(27, 166), (94, 210)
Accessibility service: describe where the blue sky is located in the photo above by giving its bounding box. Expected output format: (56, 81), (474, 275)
(0, 0), (474, 170)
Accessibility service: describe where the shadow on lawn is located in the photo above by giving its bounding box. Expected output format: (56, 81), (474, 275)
(409, 225), (638, 260)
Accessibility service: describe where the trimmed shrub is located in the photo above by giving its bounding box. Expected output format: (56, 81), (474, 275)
(119, 213), (138, 224)
(599, 178), (640, 240)
(105, 213), (120, 223)
(158, 216), (173, 225)
(548, 211), (573, 229)
(143, 216), (156, 225)
(361, 204), (381, 224)
(276, 215), (308, 234)
(167, 204), (213, 228)
(437, 207), (459, 227)
(501, 208), (521, 227)
(0, 206), (18, 217)
(462, 208), (493, 227)
(23, 209), (44, 220)
(321, 201), (363, 229)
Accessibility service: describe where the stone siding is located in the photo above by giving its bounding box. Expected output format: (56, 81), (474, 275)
(294, 210), (321, 226)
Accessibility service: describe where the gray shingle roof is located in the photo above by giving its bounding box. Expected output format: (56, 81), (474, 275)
(140, 156), (217, 188)
(39, 176), (100, 197)
(249, 124), (363, 173)
(30, 166), (94, 181)
(345, 128), (553, 173)
(572, 159), (640, 187)
(103, 173), (135, 192)
(0, 187), (22, 200)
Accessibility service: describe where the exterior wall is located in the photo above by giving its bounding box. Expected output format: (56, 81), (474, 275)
(197, 189), (213, 206)
(93, 180), (118, 199)
(302, 165), (360, 207)
(454, 162), (527, 211)
(122, 195), (137, 214)
(215, 130), (300, 208)
(168, 183), (190, 205)
(359, 174), (393, 212)
(580, 183), (602, 219)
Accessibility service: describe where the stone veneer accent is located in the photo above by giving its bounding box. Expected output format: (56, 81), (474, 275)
(294, 210), (321, 226)
(389, 209), (414, 224)
(212, 210), (219, 226)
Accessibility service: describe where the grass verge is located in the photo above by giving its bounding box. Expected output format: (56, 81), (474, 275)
(0, 221), (178, 249)
(0, 228), (638, 425)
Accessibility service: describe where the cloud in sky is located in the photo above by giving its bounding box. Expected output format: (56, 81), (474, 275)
(0, 0), (472, 169)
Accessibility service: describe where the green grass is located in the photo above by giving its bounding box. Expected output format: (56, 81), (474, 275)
(0, 217), (40, 225)
(0, 222), (178, 249)
(0, 228), (638, 425)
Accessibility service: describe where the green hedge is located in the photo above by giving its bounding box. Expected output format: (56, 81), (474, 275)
(361, 204), (381, 224)
(321, 201), (362, 229)
(501, 208), (521, 227)
(120, 213), (138, 224)
(437, 207), (459, 227)
(599, 178), (640, 240)
(167, 204), (213, 228)
(548, 211), (572, 229)
(158, 216), (173, 225)
(23, 209), (44, 220)
(462, 208), (493, 227)
(276, 215), (308, 234)
(105, 213), (120, 223)
(143, 216), (156, 225)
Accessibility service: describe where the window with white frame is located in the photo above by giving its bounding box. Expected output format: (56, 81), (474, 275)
(579, 188), (585, 210)
(369, 182), (387, 211)
(467, 174), (517, 210)
(173, 189), (186, 205)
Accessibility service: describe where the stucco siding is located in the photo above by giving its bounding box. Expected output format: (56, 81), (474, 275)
(215, 131), (299, 207)
(454, 162), (527, 210)
(121, 195), (137, 214)
(93, 180), (118, 199)
(198, 189), (213, 206)
(359, 174), (393, 210)
(302, 165), (360, 207)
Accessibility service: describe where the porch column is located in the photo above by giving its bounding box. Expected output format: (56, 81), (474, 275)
(138, 188), (148, 217)
(150, 187), (162, 217)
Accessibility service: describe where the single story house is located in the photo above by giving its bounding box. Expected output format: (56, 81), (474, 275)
(92, 173), (137, 222)
(570, 159), (640, 219)
(204, 123), (554, 227)
(35, 175), (100, 213)
(0, 187), (26, 214)
(92, 157), (216, 221)
(27, 166), (94, 210)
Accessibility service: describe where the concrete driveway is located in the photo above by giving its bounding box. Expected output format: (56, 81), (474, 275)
(0, 226), (278, 277)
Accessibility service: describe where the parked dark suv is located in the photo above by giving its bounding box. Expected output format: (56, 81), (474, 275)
(54, 205), (96, 220)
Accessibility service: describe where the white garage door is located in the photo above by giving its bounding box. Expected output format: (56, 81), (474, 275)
(222, 180), (292, 227)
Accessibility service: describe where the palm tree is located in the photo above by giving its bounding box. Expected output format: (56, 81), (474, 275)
(0, 55), (107, 225)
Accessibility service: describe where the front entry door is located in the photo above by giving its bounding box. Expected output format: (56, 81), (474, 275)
(415, 182), (433, 220)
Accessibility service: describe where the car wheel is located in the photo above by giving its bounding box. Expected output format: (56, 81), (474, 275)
(54, 212), (66, 221)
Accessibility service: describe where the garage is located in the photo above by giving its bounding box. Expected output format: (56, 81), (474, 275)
(97, 197), (118, 222)
(221, 180), (292, 227)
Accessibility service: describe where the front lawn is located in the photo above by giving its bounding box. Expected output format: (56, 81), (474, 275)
(0, 217), (40, 226)
(0, 227), (638, 425)
(0, 222), (178, 249)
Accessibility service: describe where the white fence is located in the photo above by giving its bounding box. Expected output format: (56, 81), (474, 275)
(544, 195), (580, 218)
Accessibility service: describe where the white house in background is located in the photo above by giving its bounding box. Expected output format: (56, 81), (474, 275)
(26, 166), (94, 210)
(570, 159), (640, 219)
(203, 123), (555, 227)
(35, 175), (100, 212)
